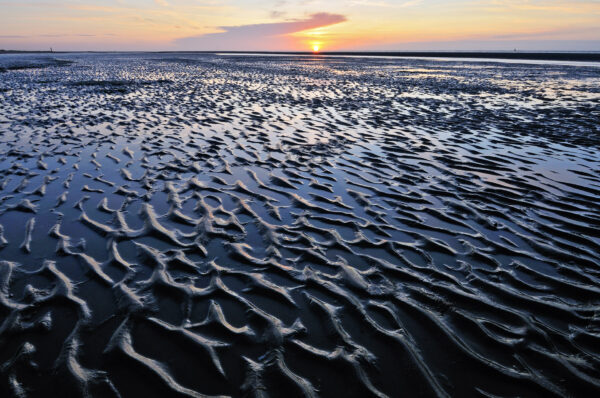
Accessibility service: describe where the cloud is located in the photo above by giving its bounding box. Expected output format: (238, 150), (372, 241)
(488, 26), (600, 40)
(270, 10), (287, 19)
(0, 33), (98, 39)
(350, 0), (422, 7)
(356, 39), (600, 52)
(174, 12), (347, 50)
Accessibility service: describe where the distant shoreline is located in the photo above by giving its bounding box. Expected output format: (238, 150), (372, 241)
(1, 50), (599, 62)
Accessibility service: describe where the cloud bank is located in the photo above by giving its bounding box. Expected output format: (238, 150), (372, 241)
(174, 13), (347, 51)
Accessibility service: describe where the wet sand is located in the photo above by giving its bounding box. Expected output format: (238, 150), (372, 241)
(0, 53), (599, 397)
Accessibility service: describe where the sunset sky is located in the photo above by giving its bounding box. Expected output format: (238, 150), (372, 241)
(1, 0), (599, 51)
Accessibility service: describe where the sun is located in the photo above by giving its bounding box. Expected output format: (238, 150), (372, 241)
(312, 45), (320, 53)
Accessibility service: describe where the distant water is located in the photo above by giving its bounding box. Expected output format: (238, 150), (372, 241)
(0, 53), (599, 397)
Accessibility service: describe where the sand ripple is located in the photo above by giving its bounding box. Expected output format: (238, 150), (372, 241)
(0, 53), (599, 397)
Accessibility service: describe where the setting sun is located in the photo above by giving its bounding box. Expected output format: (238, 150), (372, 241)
(312, 45), (320, 52)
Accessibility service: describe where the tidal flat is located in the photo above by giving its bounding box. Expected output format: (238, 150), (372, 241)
(0, 53), (599, 397)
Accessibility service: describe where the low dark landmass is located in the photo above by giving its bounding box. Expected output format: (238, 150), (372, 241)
(2, 49), (600, 62)
(212, 51), (600, 62)
(0, 50), (57, 54)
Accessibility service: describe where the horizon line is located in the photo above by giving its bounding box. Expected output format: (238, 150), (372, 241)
(2, 50), (600, 62)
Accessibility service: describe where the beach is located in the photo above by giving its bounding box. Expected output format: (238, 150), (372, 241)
(0, 52), (599, 397)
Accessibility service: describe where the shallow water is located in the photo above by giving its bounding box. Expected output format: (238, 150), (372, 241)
(0, 53), (599, 397)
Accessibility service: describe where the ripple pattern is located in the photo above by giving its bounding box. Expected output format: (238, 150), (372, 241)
(0, 53), (599, 397)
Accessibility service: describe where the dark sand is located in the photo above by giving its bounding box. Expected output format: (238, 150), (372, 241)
(0, 53), (599, 397)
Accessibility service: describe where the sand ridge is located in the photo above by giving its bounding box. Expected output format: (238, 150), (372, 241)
(0, 53), (599, 397)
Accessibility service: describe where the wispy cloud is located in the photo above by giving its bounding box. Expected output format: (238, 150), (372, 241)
(0, 33), (101, 39)
(270, 10), (287, 19)
(350, 0), (422, 7)
(488, 25), (600, 40)
(476, 0), (600, 14)
(174, 12), (347, 50)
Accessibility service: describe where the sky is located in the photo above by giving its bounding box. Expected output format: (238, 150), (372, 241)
(0, 0), (599, 51)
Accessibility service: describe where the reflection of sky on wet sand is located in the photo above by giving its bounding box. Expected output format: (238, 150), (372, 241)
(0, 53), (599, 397)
